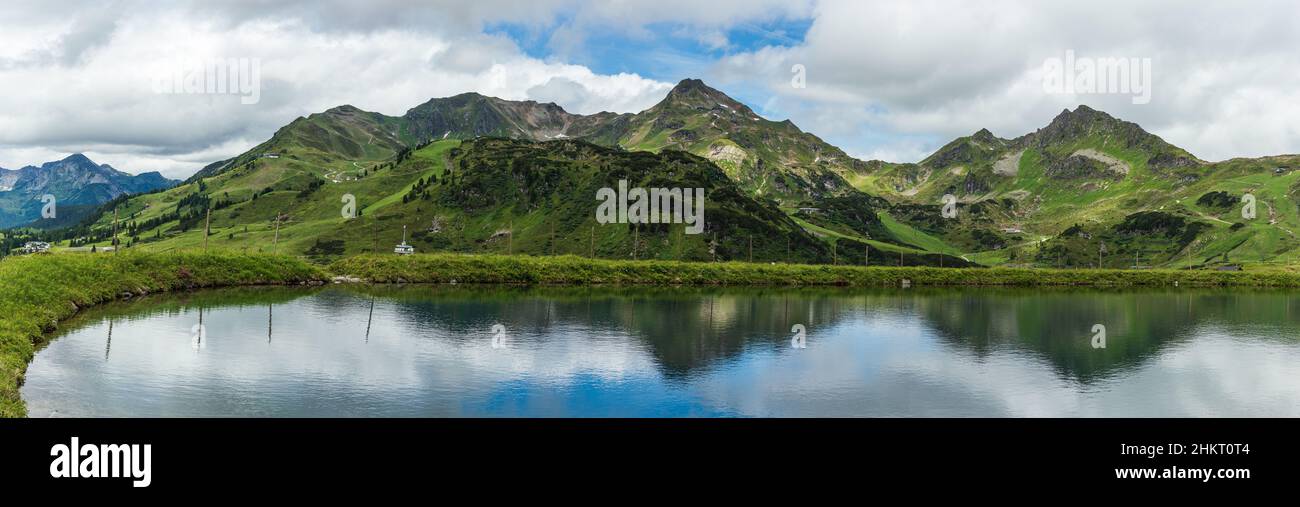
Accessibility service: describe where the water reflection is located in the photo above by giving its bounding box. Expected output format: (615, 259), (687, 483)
(21, 285), (1300, 417)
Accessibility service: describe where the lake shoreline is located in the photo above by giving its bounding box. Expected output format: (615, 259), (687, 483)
(330, 253), (1300, 288)
(7, 251), (1300, 417)
(0, 253), (325, 417)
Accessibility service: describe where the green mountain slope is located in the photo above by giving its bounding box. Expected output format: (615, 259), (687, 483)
(861, 106), (1300, 269)
(17, 80), (1300, 271)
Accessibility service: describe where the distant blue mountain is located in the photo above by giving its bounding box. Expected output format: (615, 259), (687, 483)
(0, 154), (179, 229)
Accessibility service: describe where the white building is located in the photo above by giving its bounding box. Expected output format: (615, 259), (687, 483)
(21, 241), (51, 254)
(394, 225), (415, 255)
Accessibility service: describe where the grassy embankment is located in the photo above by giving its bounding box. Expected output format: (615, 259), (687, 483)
(0, 253), (324, 417)
(331, 253), (1300, 287)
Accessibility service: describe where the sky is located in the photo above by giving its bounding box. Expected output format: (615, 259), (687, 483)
(2, 0), (1299, 179)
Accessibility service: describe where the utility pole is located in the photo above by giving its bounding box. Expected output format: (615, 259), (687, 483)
(786, 236), (791, 264)
(865, 244), (869, 266)
(590, 226), (595, 258)
(749, 235), (753, 263)
(507, 220), (513, 255)
(112, 208), (119, 255)
(203, 207), (211, 251)
(272, 211), (282, 253)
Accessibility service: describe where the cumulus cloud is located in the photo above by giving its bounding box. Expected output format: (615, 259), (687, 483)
(2, 0), (1297, 178)
(0, 0), (684, 178)
(716, 0), (1300, 162)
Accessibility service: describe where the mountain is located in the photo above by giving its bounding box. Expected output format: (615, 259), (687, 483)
(27, 80), (1300, 270)
(190, 79), (873, 206)
(614, 79), (868, 202)
(0, 154), (178, 228)
(860, 105), (1300, 268)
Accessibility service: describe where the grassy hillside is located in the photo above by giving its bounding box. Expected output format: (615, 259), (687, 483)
(12, 84), (1300, 272)
(0, 252), (324, 417)
(848, 106), (1300, 269)
(31, 134), (969, 266)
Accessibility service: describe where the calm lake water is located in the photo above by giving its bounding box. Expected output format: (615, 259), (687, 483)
(21, 285), (1300, 417)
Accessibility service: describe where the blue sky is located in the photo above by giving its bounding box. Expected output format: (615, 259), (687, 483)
(486, 16), (818, 129)
(489, 18), (813, 80)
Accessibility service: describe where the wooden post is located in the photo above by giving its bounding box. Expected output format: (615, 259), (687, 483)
(865, 244), (869, 266)
(272, 211), (281, 253)
(590, 226), (595, 258)
(749, 235), (753, 263)
(204, 207), (211, 251)
(112, 208), (119, 254)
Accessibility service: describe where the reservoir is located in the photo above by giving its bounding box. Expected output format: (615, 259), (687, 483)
(21, 285), (1300, 417)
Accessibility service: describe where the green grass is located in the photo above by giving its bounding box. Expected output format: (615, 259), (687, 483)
(0, 252), (325, 417)
(876, 211), (961, 255)
(330, 252), (1300, 287)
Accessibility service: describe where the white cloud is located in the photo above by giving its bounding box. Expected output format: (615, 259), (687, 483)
(717, 0), (1300, 162)
(0, 1), (678, 178)
(3, 0), (1298, 178)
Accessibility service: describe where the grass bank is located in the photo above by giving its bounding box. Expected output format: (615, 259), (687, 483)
(330, 253), (1300, 287)
(0, 252), (324, 417)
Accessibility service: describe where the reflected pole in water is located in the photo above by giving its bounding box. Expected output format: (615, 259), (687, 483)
(267, 303), (273, 344)
(194, 306), (204, 351)
(104, 319), (113, 361)
(708, 294), (714, 339)
(365, 296), (375, 343)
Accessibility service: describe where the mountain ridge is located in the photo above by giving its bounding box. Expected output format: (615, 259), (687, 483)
(0, 153), (178, 229)
(14, 78), (1300, 271)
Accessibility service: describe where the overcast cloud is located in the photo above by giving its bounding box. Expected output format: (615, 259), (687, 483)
(1, 0), (1296, 178)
